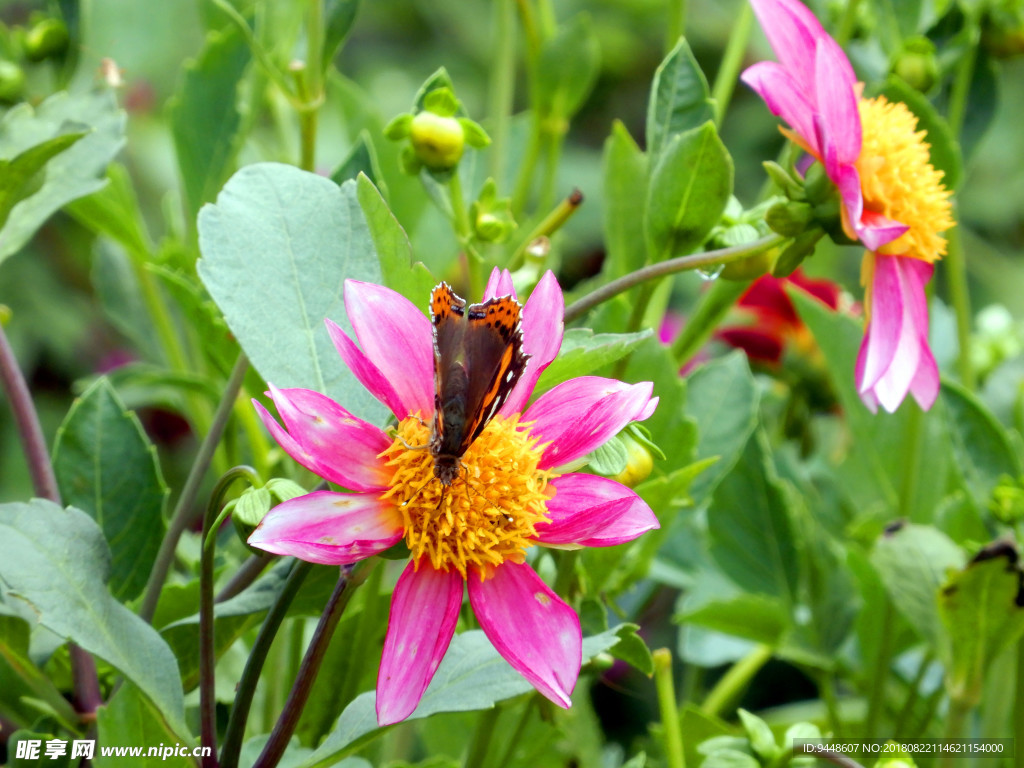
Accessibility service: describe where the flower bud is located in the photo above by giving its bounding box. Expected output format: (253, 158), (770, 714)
(765, 200), (815, 238)
(609, 432), (655, 487)
(409, 110), (465, 171)
(990, 477), (1024, 525)
(892, 37), (938, 93)
(0, 60), (25, 103)
(24, 18), (70, 62)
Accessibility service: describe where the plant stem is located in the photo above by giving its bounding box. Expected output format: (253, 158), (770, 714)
(494, 698), (536, 767)
(0, 323), (102, 721)
(864, 599), (895, 737)
(564, 235), (782, 324)
(220, 559), (314, 768)
(945, 218), (975, 390)
(669, 279), (748, 366)
(665, 0), (686, 51)
(508, 188), (583, 270)
(1015, 638), (1024, 768)
(448, 169), (483, 296)
(817, 671), (843, 737)
(894, 650), (935, 735)
(835, 0), (861, 45)
(216, 552), (274, 602)
(140, 353), (250, 623)
(252, 561), (372, 768)
(711, 3), (752, 126)
(210, 0), (300, 106)
(654, 648), (685, 768)
(939, 697), (972, 768)
(899, 403), (925, 518)
(488, 0), (517, 185)
(553, 549), (580, 598)
(464, 706), (502, 768)
(700, 643), (772, 718)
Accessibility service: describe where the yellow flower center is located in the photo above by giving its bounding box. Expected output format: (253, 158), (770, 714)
(854, 95), (955, 261)
(379, 415), (555, 580)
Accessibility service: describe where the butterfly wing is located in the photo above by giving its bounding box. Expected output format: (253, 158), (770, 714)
(430, 282), (468, 457)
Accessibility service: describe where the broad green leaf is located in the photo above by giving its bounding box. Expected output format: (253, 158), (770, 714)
(941, 380), (1022, 509)
(645, 122), (732, 261)
(684, 351), (759, 503)
(0, 130), (86, 231)
(677, 593), (789, 647)
(624, 338), (696, 468)
(879, 76), (962, 190)
(645, 38), (715, 159)
(301, 627), (625, 767)
(0, 500), (186, 736)
(0, 89), (125, 263)
(707, 430), (799, 601)
(602, 121), (649, 278)
(197, 164), (385, 420)
(53, 378), (168, 601)
(323, 0), (360, 70)
(938, 542), (1024, 706)
(95, 683), (195, 768)
(537, 328), (652, 392)
(870, 522), (963, 649)
(67, 163), (152, 257)
(536, 14), (600, 120)
(738, 709), (780, 761)
(355, 173), (434, 304)
(169, 27), (251, 223)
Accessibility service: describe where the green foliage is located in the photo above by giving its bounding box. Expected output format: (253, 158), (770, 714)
(646, 38), (716, 160)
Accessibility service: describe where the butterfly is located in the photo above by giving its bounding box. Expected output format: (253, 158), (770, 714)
(428, 282), (530, 486)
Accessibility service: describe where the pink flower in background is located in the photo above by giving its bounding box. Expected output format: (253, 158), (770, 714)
(248, 269), (659, 725)
(742, 0), (953, 412)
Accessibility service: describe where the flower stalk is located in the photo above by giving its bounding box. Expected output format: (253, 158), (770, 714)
(654, 648), (685, 768)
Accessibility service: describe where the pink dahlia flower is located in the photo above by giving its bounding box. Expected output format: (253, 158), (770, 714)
(742, 0), (953, 412)
(248, 268), (660, 725)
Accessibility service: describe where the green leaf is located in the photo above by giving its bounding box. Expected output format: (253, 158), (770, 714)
(678, 593), (790, 647)
(301, 627), (624, 767)
(738, 708), (780, 761)
(52, 378), (168, 601)
(536, 14), (600, 119)
(602, 121), (649, 278)
(95, 683), (195, 768)
(878, 76), (962, 189)
(355, 174), (434, 305)
(938, 542), (1024, 706)
(941, 380), (1023, 509)
(645, 122), (733, 260)
(0, 89), (125, 263)
(8, 729), (72, 767)
(700, 749), (761, 768)
(198, 164), (385, 420)
(707, 430), (799, 601)
(169, 27), (251, 223)
(332, 132), (384, 190)
(645, 38), (715, 159)
(870, 522), (964, 649)
(536, 328), (652, 392)
(685, 351), (759, 503)
(608, 624), (654, 675)
(90, 243), (160, 354)
(0, 500), (186, 736)
(323, 0), (360, 70)
(66, 163), (152, 257)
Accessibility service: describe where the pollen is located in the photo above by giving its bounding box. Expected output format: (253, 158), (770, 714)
(378, 415), (555, 580)
(855, 95), (955, 261)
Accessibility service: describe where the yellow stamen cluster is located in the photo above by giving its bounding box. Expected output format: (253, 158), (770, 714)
(855, 95), (955, 261)
(379, 415), (555, 580)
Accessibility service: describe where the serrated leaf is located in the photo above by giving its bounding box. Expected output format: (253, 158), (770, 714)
(198, 164), (385, 420)
(602, 121), (649, 278)
(95, 683), (195, 768)
(646, 38), (715, 159)
(645, 122), (733, 260)
(52, 378), (168, 601)
(0, 500), (186, 736)
(537, 328), (652, 392)
(301, 627), (624, 767)
(0, 89), (125, 263)
(169, 27), (251, 223)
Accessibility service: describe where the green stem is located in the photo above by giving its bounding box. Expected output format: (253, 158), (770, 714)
(252, 561), (372, 768)
(817, 671), (843, 737)
(0, 323), (102, 721)
(488, 0), (517, 185)
(669, 279), (748, 366)
(945, 218), (975, 390)
(1015, 638), (1024, 768)
(448, 170), (483, 295)
(564, 234), (783, 324)
(553, 549), (580, 598)
(140, 353), (250, 623)
(939, 697), (972, 768)
(210, 0), (300, 106)
(700, 643), (772, 718)
(894, 650), (935, 735)
(665, 0), (686, 52)
(219, 559), (313, 768)
(336, 562), (385, 708)
(511, 115), (543, 217)
(899, 403), (925, 518)
(946, 24), (979, 140)
(215, 552), (273, 602)
(463, 706), (502, 768)
(507, 188), (583, 270)
(864, 599), (896, 737)
(494, 698), (536, 767)
(835, 0), (861, 45)
(711, 3), (752, 126)
(537, 126), (562, 217)
(654, 648), (685, 768)
(306, 0), (324, 95)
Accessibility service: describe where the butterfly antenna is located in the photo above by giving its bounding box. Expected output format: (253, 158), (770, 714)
(401, 475), (436, 507)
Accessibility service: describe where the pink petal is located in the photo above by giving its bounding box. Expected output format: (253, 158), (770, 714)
(376, 561), (462, 726)
(535, 473), (659, 547)
(468, 561), (581, 708)
(263, 385), (391, 492)
(501, 270), (565, 416)
(814, 35), (860, 164)
(484, 267), (517, 301)
(523, 377), (656, 470)
(741, 62), (819, 154)
(750, 0), (828, 86)
(343, 280), (434, 418)
(248, 491), (404, 564)
(326, 318), (407, 419)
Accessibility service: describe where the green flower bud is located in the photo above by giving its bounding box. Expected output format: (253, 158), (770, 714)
(766, 200), (816, 238)
(24, 18), (69, 62)
(990, 476), (1024, 525)
(0, 60), (25, 103)
(610, 434), (654, 487)
(720, 248), (778, 281)
(892, 37), (938, 93)
(409, 110), (465, 171)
